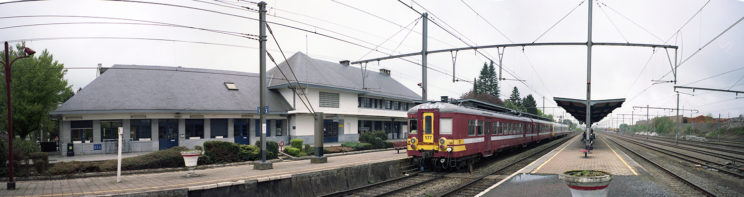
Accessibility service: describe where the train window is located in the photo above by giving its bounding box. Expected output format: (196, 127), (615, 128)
(440, 118), (453, 135)
(492, 122), (498, 135)
(477, 120), (484, 135)
(424, 116), (432, 134)
(409, 119), (418, 134)
(468, 120), (476, 136)
(499, 122), (504, 135)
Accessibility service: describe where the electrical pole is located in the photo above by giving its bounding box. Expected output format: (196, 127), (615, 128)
(421, 12), (428, 103)
(542, 96), (545, 114)
(674, 50), (680, 145)
(254, 1), (272, 170)
(718, 114), (721, 142)
(646, 105), (649, 139)
(584, 0), (593, 157)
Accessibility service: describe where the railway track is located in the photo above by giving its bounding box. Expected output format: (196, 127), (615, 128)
(611, 134), (744, 179)
(438, 135), (572, 197)
(323, 134), (576, 197)
(643, 135), (744, 154)
(606, 135), (719, 196)
(622, 135), (744, 164)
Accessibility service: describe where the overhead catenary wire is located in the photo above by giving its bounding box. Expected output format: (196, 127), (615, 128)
(598, 1), (665, 42)
(398, 0), (544, 98)
(532, 0), (585, 43)
(596, 1), (629, 43)
(266, 23), (317, 114)
(459, 0), (514, 43)
(358, 16), (421, 60)
(655, 16), (744, 81)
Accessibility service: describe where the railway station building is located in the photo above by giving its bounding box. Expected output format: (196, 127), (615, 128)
(51, 52), (420, 156)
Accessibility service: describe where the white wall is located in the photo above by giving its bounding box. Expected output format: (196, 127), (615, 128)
(280, 87), (409, 118)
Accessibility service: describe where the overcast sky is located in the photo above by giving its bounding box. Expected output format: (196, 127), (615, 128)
(1, 0), (742, 126)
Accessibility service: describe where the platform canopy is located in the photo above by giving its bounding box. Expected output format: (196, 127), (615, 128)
(554, 97), (625, 125)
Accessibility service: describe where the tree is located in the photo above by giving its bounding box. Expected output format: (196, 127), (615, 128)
(476, 63), (489, 95)
(522, 94), (538, 114)
(487, 61), (499, 98)
(460, 90), (504, 106)
(506, 87), (523, 111)
(1, 43), (73, 139)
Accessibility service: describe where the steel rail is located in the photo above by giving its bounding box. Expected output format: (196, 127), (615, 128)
(625, 135), (744, 162)
(351, 42), (678, 64)
(612, 134), (744, 179)
(437, 134), (575, 197)
(606, 135), (716, 196)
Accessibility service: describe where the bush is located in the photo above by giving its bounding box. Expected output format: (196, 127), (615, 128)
(284, 147), (301, 157)
(359, 142), (373, 150)
(99, 146), (187, 172)
(239, 145), (260, 161)
(254, 140), (279, 159)
(194, 145), (203, 152)
(29, 152), (49, 174)
(384, 141), (394, 148)
(203, 141), (240, 163)
(341, 142), (361, 149)
(290, 139), (303, 149)
(304, 144), (314, 155)
(359, 131), (386, 149)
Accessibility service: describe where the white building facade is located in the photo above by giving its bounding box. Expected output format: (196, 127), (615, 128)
(52, 52), (420, 156)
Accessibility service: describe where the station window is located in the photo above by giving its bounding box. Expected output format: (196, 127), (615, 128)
(408, 119), (418, 134)
(71, 120), (93, 143)
(101, 120), (122, 141)
(275, 120), (284, 136)
(130, 119), (151, 141)
(185, 119), (204, 139)
(210, 119), (228, 138)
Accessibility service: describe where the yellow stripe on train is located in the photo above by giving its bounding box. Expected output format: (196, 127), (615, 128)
(408, 144), (466, 152)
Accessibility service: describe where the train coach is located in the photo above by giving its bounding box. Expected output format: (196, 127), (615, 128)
(406, 101), (570, 171)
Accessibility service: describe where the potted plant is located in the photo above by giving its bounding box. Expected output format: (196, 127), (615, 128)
(559, 170), (612, 197)
(181, 149), (202, 177)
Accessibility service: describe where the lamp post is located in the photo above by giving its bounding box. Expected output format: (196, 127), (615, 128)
(3, 41), (35, 190)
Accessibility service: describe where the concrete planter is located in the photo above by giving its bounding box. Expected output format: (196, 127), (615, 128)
(559, 170), (612, 197)
(181, 151), (201, 177)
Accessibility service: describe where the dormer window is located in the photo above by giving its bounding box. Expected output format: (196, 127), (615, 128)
(224, 82), (238, 90)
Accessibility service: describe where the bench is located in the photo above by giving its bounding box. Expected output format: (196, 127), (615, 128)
(392, 141), (408, 154)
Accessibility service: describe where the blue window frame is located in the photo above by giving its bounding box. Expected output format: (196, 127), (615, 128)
(130, 119), (151, 141)
(185, 119), (204, 139)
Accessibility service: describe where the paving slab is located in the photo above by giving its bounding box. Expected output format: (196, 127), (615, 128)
(0, 150), (407, 197)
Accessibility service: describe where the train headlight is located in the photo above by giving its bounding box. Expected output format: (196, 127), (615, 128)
(439, 137), (446, 145)
(410, 137), (417, 144)
(446, 147), (453, 152)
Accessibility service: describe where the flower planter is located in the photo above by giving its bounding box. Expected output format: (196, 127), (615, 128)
(181, 151), (201, 177)
(559, 170), (612, 197)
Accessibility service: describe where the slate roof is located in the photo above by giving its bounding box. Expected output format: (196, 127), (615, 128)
(267, 52), (421, 101)
(51, 65), (293, 115)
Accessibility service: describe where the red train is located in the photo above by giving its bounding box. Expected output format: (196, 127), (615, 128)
(406, 102), (570, 171)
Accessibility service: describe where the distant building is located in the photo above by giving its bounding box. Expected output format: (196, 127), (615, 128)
(51, 52), (420, 156)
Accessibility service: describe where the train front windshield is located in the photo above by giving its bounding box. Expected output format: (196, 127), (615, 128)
(409, 119), (418, 134)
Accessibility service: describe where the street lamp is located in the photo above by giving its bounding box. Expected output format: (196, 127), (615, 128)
(2, 41), (35, 190)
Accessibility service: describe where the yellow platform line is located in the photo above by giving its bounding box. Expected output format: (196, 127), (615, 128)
(530, 135), (577, 173)
(599, 136), (638, 176)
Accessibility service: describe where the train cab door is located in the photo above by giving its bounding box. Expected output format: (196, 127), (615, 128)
(422, 112), (434, 144)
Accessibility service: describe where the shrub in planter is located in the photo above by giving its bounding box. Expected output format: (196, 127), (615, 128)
(284, 147), (301, 157)
(359, 143), (373, 150)
(29, 152), (49, 174)
(203, 141), (240, 163)
(359, 131), (387, 149)
(290, 139), (303, 149)
(254, 140), (279, 159)
(341, 142), (361, 150)
(238, 145), (259, 161)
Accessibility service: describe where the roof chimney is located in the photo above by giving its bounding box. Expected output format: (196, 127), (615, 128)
(96, 63), (102, 77)
(379, 68), (391, 76)
(339, 60), (350, 66)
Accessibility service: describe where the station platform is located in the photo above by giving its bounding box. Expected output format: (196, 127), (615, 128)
(0, 150), (408, 197)
(479, 134), (675, 197)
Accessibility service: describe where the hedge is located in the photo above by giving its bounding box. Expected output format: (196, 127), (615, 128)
(284, 147), (301, 157)
(254, 140), (279, 159)
(239, 145), (260, 161)
(48, 146), (188, 176)
(359, 131), (387, 149)
(290, 139), (303, 149)
(204, 141), (240, 163)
